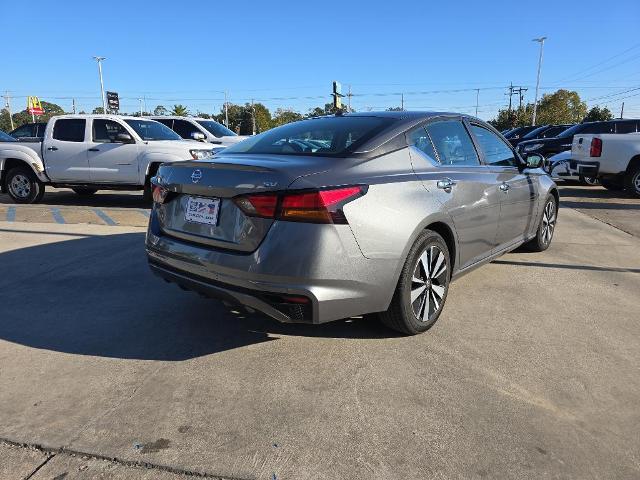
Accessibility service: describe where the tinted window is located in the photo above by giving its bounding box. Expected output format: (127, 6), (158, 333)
(155, 119), (174, 128)
(582, 122), (614, 134)
(521, 125), (549, 140)
(223, 116), (396, 157)
(196, 120), (236, 138)
(35, 123), (47, 137)
(471, 125), (517, 167)
(172, 119), (202, 139)
(615, 121), (637, 134)
(541, 125), (570, 138)
(10, 125), (34, 138)
(53, 119), (86, 142)
(425, 120), (479, 166)
(124, 120), (181, 141)
(0, 131), (17, 142)
(93, 119), (130, 143)
(407, 126), (439, 164)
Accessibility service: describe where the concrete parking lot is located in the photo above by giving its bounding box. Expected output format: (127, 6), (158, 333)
(1, 185), (639, 479)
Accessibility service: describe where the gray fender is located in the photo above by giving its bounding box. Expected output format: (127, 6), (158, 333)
(0, 148), (49, 183)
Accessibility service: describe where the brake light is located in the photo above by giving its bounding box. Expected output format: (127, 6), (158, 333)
(234, 186), (365, 224)
(152, 184), (168, 204)
(590, 137), (602, 157)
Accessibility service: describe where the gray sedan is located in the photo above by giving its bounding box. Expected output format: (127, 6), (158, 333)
(146, 112), (558, 335)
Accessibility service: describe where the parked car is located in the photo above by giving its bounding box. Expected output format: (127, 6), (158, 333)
(509, 124), (573, 147)
(503, 125), (539, 140)
(150, 116), (246, 147)
(548, 150), (599, 185)
(571, 131), (640, 196)
(518, 119), (640, 158)
(0, 114), (214, 203)
(9, 122), (47, 141)
(0, 131), (17, 142)
(146, 112), (558, 335)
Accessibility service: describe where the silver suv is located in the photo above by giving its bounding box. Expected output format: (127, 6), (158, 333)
(150, 116), (246, 147)
(146, 112), (558, 335)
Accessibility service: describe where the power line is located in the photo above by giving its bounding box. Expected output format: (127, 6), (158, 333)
(553, 42), (640, 84)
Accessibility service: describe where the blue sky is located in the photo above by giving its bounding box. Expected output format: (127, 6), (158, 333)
(2, 0), (640, 120)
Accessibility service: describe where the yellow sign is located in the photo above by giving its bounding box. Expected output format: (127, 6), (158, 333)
(27, 96), (44, 116)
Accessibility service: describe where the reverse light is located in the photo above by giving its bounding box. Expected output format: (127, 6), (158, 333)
(234, 186), (366, 224)
(590, 137), (602, 157)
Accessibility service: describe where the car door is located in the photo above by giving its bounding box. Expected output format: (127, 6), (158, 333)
(469, 123), (538, 251)
(44, 118), (91, 181)
(408, 118), (501, 269)
(87, 118), (140, 183)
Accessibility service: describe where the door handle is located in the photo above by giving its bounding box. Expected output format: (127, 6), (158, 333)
(88, 148), (100, 152)
(437, 178), (457, 191)
(46, 146), (58, 151)
(499, 182), (510, 192)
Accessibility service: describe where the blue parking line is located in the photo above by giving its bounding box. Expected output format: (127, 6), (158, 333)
(51, 208), (66, 224)
(93, 208), (117, 226)
(138, 209), (150, 217)
(6, 207), (16, 222)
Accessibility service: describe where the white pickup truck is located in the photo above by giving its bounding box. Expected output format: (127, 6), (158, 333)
(0, 114), (215, 203)
(571, 132), (640, 197)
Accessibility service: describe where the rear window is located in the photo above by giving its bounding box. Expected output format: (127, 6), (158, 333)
(223, 116), (396, 156)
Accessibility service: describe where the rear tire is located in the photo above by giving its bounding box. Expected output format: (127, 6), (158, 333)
(524, 195), (557, 252)
(378, 230), (450, 335)
(601, 177), (625, 191)
(72, 187), (98, 196)
(4, 166), (45, 204)
(624, 164), (640, 198)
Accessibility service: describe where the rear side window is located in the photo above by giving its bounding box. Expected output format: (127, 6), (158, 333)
(615, 121), (637, 134)
(223, 116), (396, 156)
(425, 120), (479, 166)
(53, 119), (86, 142)
(407, 126), (439, 164)
(10, 125), (34, 138)
(172, 119), (202, 139)
(155, 119), (174, 129)
(93, 119), (129, 143)
(470, 125), (517, 167)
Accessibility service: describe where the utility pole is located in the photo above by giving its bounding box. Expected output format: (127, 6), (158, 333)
(620, 102), (625, 119)
(513, 86), (528, 110)
(3, 92), (14, 130)
(507, 82), (514, 115)
(72, 98), (76, 114)
(251, 99), (256, 135)
(475, 89), (480, 117)
(531, 36), (547, 126)
(224, 91), (229, 127)
(348, 85), (352, 112)
(92, 56), (107, 113)
(138, 98), (143, 117)
(401, 93), (404, 111)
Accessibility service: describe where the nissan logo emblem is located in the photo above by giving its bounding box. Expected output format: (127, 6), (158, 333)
(191, 169), (203, 183)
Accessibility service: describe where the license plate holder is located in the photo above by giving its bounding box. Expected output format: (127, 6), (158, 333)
(184, 196), (221, 226)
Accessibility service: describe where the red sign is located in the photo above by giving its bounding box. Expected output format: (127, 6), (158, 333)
(27, 96), (44, 116)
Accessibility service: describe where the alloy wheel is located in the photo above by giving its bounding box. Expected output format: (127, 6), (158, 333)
(541, 200), (556, 245)
(9, 174), (31, 199)
(633, 172), (640, 194)
(410, 245), (448, 322)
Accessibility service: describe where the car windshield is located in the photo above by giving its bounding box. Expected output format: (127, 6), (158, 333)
(124, 119), (181, 141)
(556, 124), (587, 138)
(0, 131), (17, 142)
(196, 120), (236, 138)
(521, 126), (549, 140)
(222, 116), (397, 156)
(541, 125), (571, 138)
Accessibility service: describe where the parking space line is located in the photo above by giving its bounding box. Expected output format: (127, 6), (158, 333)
(6, 207), (16, 222)
(137, 209), (150, 217)
(92, 208), (117, 226)
(50, 208), (66, 224)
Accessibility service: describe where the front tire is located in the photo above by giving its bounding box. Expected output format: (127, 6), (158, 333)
(624, 164), (640, 198)
(524, 195), (557, 252)
(4, 166), (45, 204)
(378, 230), (450, 335)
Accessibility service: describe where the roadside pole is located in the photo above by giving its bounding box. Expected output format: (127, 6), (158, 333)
(475, 89), (479, 117)
(224, 91), (229, 127)
(93, 56), (107, 113)
(531, 37), (547, 126)
(3, 92), (14, 130)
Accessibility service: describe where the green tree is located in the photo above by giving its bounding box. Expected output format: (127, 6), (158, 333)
(171, 104), (189, 116)
(153, 105), (168, 116)
(583, 106), (613, 122)
(7, 101), (66, 130)
(306, 102), (344, 118)
(92, 107), (105, 114)
(0, 108), (12, 132)
(535, 89), (587, 125)
(213, 102), (272, 134)
(272, 108), (303, 127)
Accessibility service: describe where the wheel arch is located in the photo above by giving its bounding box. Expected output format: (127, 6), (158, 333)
(625, 154), (640, 174)
(0, 157), (43, 192)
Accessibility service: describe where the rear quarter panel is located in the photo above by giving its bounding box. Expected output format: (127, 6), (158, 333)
(572, 134), (640, 174)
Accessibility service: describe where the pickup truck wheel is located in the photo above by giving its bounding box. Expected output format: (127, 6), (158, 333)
(5, 166), (45, 204)
(624, 166), (640, 198)
(378, 230), (450, 335)
(524, 195), (557, 252)
(601, 177), (625, 191)
(72, 187), (98, 196)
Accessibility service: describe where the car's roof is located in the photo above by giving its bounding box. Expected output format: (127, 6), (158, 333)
(149, 116), (218, 121)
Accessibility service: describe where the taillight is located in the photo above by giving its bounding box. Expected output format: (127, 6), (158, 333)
(590, 137), (602, 157)
(234, 186), (366, 224)
(152, 184), (168, 204)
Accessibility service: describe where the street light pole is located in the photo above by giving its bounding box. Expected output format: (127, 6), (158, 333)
(531, 37), (547, 126)
(224, 90), (229, 127)
(93, 56), (107, 113)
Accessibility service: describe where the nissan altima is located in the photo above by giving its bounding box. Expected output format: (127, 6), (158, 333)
(145, 112), (558, 335)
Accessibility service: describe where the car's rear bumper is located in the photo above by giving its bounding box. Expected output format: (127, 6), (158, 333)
(145, 209), (400, 324)
(570, 160), (600, 177)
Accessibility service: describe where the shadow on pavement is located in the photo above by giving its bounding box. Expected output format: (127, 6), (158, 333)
(492, 259), (640, 274)
(0, 190), (148, 209)
(0, 232), (394, 362)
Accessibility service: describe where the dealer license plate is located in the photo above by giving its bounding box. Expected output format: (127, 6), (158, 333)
(184, 196), (220, 226)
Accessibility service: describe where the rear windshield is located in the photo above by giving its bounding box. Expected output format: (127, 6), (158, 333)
(196, 120), (236, 138)
(124, 120), (181, 141)
(222, 116), (396, 156)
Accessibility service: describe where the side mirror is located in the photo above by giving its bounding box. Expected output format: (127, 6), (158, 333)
(191, 132), (206, 142)
(524, 153), (545, 169)
(116, 133), (133, 143)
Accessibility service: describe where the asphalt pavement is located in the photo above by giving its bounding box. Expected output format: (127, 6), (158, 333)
(0, 186), (639, 479)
